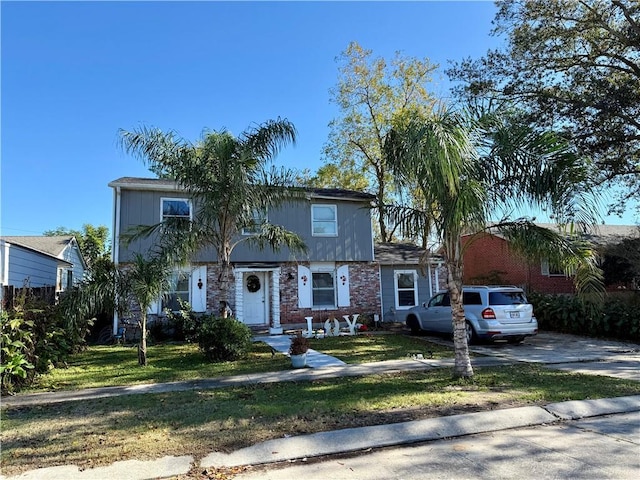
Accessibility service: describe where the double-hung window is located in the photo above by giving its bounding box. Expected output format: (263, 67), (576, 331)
(311, 204), (337, 236)
(312, 269), (336, 308)
(242, 208), (267, 235)
(395, 270), (418, 309)
(161, 198), (191, 225)
(163, 270), (190, 312)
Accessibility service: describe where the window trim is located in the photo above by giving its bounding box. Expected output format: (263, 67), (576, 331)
(160, 197), (192, 222)
(541, 258), (566, 277)
(242, 208), (268, 235)
(311, 204), (338, 237)
(394, 269), (418, 310)
(311, 263), (337, 309)
(162, 269), (190, 313)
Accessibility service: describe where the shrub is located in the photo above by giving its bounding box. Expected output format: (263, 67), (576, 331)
(1, 310), (35, 394)
(165, 299), (202, 342)
(1, 289), (89, 394)
(529, 292), (640, 342)
(197, 315), (252, 362)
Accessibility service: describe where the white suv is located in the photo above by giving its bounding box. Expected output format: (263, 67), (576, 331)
(405, 285), (538, 344)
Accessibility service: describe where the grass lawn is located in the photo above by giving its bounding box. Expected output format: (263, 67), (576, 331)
(3, 364), (640, 476)
(307, 332), (455, 363)
(25, 333), (453, 392)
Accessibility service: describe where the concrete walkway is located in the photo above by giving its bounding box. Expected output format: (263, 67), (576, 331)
(255, 334), (347, 368)
(2, 332), (639, 480)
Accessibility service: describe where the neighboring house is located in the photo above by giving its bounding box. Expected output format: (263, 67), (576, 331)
(375, 242), (445, 324)
(461, 224), (640, 294)
(0, 236), (87, 299)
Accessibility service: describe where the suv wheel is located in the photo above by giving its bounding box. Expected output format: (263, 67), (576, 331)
(465, 322), (478, 345)
(406, 316), (421, 335)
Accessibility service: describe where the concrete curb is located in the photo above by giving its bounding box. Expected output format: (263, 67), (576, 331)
(544, 394), (640, 420)
(1, 456), (193, 480)
(200, 406), (558, 469)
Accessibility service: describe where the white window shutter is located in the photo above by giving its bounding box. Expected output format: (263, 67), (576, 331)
(190, 266), (207, 312)
(337, 265), (350, 307)
(298, 265), (312, 308)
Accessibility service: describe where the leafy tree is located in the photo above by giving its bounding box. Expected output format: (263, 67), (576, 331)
(601, 231), (640, 287)
(119, 119), (307, 315)
(384, 105), (603, 378)
(448, 0), (640, 217)
(44, 224), (110, 268)
(315, 41), (438, 241)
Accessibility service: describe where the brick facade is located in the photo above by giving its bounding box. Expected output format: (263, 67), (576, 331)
(278, 262), (381, 325)
(462, 234), (576, 293)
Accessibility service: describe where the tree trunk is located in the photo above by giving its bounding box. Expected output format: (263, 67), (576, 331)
(447, 258), (473, 378)
(138, 312), (147, 366)
(218, 259), (233, 318)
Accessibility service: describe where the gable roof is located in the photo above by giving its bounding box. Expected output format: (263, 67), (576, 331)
(108, 177), (376, 202)
(1, 236), (74, 265)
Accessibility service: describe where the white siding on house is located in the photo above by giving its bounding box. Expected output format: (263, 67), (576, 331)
(5, 244), (61, 287)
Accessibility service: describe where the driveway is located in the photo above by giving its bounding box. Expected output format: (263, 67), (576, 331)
(468, 331), (640, 381)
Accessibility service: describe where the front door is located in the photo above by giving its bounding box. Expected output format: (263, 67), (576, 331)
(242, 272), (268, 325)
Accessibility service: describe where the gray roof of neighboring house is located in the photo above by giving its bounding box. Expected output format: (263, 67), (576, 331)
(526, 223), (639, 246)
(108, 177), (376, 202)
(375, 242), (442, 265)
(464, 223), (639, 247)
(1, 236), (75, 265)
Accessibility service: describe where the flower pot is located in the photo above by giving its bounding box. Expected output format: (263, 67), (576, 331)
(290, 353), (307, 368)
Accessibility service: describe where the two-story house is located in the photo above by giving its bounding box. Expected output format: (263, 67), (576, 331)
(110, 177), (388, 334)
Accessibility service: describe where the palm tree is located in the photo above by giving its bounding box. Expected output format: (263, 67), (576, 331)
(384, 105), (603, 378)
(119, 118), (307, 316)
(125, 254), (173, 366)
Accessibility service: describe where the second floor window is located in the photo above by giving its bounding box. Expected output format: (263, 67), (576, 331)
(161, 198), (191, 223)
(312, 204), (337, 236)
(242, 208), (267, 235)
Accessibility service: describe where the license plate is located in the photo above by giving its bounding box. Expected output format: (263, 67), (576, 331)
(509, 311), (520, 318)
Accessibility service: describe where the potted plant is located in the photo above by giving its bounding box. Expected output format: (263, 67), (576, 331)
(289, 332), (310, 368)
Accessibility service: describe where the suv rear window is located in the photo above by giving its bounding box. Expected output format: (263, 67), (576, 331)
(489, 291), (527, 305)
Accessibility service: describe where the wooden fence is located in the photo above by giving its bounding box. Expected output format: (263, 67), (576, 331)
(2, 285), (57, 310)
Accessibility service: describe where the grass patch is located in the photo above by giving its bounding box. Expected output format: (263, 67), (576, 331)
(28, 342), (291, 392)
(3, 363), (639, 476)
(308, 333), (454, 363)
(25, 334), (454, 392)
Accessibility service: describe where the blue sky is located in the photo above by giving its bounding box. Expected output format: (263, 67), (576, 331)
(1, 1), (636, 238)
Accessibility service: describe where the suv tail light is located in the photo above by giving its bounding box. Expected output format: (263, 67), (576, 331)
(482, 308), (496, 319)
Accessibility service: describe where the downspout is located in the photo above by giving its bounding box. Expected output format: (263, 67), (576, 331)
(0, 240), (9, 309)
(112, 186), (121, 335)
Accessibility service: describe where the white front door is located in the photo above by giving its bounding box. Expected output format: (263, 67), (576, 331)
(242, 272), (268, 325)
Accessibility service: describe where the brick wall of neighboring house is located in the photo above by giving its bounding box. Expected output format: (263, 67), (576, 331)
(462, 234), (576, 294)
(279, 262), (381, 325)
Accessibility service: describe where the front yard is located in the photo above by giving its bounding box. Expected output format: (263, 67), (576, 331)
(2, 333), (640, 477)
